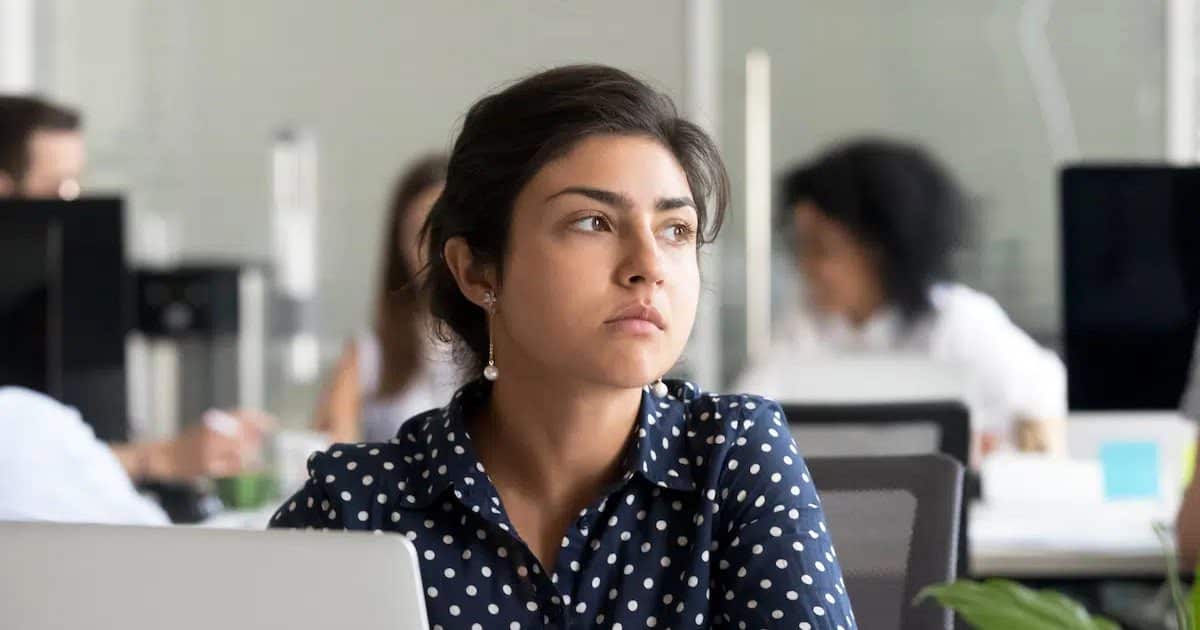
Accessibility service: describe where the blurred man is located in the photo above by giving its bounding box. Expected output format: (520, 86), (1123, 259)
(0, 95), (265, 521)
(0, 95), (84, 199)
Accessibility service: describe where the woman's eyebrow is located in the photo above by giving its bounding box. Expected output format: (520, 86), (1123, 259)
(545, 186), (695, 212)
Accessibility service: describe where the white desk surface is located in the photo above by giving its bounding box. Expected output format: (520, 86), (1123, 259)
(968, 500), (1174, 578)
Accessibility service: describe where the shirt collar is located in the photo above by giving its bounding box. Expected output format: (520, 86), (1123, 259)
(629, 380), (699, 492)
(403, 377), (700, 511)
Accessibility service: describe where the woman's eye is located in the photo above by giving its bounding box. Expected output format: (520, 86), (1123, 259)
(571, 215), (611, 232)
(661, 222), (696, 243)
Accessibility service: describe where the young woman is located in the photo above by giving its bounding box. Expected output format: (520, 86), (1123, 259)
(314, 155), (459, 444)
(736, 138), (1067, 457)
(272, 65), (856, 629)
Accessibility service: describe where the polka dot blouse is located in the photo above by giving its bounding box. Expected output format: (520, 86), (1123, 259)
(270, 379), (857, 629)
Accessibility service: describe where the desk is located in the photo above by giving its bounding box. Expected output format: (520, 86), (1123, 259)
(968, 501), (1172, 579)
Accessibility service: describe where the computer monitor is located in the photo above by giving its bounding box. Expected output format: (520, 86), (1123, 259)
(1061, 165), (1200, 411)
(0, 198), (129, 441)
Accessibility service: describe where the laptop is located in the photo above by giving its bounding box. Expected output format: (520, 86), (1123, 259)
(0, 521), (429, 630)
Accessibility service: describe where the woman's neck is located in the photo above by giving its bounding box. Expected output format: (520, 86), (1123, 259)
(470, 359), (643, 507)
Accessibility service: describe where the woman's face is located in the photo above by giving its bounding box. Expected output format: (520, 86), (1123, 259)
(398, 183), (444, 276)
(793, 201), (884, 320)
(495, 135), (700, 389)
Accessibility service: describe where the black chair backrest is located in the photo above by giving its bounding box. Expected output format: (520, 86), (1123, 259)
(782, 401), (970, 467)
(808, 454), (964, 630)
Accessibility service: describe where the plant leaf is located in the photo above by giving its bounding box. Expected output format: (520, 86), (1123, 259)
(917, 580), (1119, 630)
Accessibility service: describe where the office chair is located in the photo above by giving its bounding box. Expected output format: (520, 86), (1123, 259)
(781, 400), (970, 466)
(783, 400), (972, 583)
(808, 454), (964, 630)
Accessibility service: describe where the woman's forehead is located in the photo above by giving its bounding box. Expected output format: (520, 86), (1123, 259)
(523, 135), (692, 202)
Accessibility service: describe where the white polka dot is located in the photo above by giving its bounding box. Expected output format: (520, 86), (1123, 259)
(356, 511), (368, 521)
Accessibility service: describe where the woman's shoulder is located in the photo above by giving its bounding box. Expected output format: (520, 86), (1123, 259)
(668, 385), (817, 512)
(929, 282), (1010, 322)
(302, 407), (446, 501)
(670, 383), (796, 461)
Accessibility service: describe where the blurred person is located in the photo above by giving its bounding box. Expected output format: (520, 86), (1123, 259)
(271, 65), (856, 628)
(735, 138), (1066, 457)
(313, 155), (459, 444)
(1174, 324), (1200, 566)
(0, 386), (269, 524)
(0, 95), (84, 199)
(0, 94), (267, 497)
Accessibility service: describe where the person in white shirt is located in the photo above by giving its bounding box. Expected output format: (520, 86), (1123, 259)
(734, 138), (1066, 457)
(314, 155), (460, 443)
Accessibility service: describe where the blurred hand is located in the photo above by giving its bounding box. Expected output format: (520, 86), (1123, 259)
(158, 410), (273, 480)
(1014, 416), (1067, 456)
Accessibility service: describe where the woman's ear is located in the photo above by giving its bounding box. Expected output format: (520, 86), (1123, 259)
(443, 236), (497, 308)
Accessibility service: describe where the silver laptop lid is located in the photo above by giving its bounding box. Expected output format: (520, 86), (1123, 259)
(0, 521), (428, 630)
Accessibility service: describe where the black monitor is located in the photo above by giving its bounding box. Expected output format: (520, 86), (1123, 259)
(1061, 165), (1200, 411)
(0, 198), (129, 441)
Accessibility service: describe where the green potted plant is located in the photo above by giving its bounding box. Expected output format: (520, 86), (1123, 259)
(916, 525), (1197, 629)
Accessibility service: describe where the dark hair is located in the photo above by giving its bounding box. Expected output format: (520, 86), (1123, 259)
(422, 64), (729, 372)
(0, 95), (81, 185)
(374, 153), (448, 397)
(780, 137), (966, 322)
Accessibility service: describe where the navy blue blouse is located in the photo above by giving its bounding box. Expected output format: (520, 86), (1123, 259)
(270, 380), (857, 629)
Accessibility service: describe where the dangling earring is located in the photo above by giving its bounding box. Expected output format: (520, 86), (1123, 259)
(482, 291), (499, 382)
(651, 378), (668, 398)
